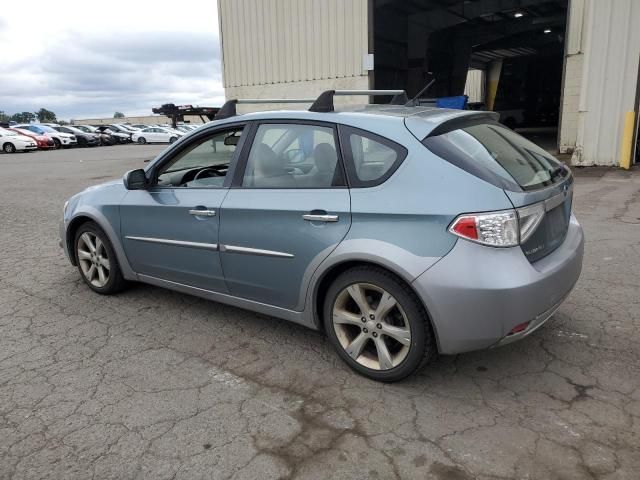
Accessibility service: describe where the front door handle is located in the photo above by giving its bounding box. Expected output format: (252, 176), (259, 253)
(188, 209), (216, 217)
(303, 213), (339, 222)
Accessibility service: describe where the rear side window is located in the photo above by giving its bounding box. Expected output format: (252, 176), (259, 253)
(423, 122), (563, 192)
(339, 126), (407, 187)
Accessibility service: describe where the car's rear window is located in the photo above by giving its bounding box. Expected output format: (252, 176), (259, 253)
(423, 122), (563, 192)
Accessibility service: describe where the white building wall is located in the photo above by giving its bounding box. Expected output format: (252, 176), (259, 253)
(218, 0), (370, 111)
(464, 69), (486, 104)
(562, 0), (640, 165)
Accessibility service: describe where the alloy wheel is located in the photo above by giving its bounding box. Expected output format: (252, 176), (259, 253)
(332, 283), (411, 371)
(77, 232), (110, 288)
(3, 143), (16, 153)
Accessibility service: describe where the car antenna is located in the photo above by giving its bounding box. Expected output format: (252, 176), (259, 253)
(405, 77), (436, 107)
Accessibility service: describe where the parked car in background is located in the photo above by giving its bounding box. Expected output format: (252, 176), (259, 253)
(53, 126), (100, 147)
(132, 126), (183, 144)
(59, 92), (583, 382)
(105, 124), (134, 140)
(0, 127), (38, 153)
(112, 124), (139, 133)
(9, 128), (55, 149)
(129, 124), (150, 130)
(74, 125), (116, 146)
(15, 124), (77, 149)
(94, 126), (130, 144)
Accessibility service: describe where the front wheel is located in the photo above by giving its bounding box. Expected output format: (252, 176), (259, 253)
(74, 222), (127, 295)
(53, 138), (61, 149)
(137, 137), (146, 145)
(3, 142), (16, 153)
(169, 136), (177, 144)
(323, 266), (436, 382)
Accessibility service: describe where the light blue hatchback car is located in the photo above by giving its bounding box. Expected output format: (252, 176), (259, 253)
(60, 90), (584, 381)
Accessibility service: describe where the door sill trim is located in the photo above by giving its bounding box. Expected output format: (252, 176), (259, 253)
(136, 274), (313, 329)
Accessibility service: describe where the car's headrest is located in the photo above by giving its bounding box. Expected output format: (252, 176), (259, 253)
(313, 143), (337, 172)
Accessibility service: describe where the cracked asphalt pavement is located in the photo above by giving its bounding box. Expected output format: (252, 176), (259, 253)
(1, 145), (639, 479)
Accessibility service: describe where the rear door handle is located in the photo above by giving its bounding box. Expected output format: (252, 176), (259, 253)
(303, 213), (339, 222)
(188, 209), (216, 217)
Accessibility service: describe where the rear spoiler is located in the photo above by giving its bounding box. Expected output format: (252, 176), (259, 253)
(424, 112), (501, 139)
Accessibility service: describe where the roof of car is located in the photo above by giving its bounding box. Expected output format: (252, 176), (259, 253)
(209, 105), (497, 139)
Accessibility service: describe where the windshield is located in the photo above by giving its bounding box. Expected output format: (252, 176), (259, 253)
(423, 122), (563, 192)
(36, 125), (57, 133)
(0, 128), (17, 136)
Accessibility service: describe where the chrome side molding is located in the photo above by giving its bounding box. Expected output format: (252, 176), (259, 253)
(125, 236), (219, 251)
(221, 245), (294, 258)
(125, 236), (294, 258)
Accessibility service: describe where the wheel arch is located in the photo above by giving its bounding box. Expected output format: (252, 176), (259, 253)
(311, 259), (439, 352)
(65, 211), (136, 280)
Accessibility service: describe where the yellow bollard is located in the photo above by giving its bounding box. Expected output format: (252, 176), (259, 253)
(619, 111), (636, 170)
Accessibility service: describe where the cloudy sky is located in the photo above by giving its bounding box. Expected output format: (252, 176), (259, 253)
(0, 1), (224, 120)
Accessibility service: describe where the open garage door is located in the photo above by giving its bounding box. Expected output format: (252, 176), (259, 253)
(373, 0), (568, 151)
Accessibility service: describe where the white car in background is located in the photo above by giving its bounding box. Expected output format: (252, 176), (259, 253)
(14, 124), (77, 149)
(0, 127), (38, 153)
(132, 127), (184, 144)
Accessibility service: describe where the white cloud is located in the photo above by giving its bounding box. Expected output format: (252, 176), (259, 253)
(0, 0), (224, 120)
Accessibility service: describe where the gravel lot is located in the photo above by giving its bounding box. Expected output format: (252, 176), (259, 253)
(1, 145), (639, 479)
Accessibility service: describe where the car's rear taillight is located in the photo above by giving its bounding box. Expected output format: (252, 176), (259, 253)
(516, 202), (545, 243)
(449, 203), (545, 248)
(449, 210), (519, 247)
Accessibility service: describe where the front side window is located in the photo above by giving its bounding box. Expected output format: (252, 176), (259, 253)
(156, 127), (244, 188)
(242, 123), (343, 188)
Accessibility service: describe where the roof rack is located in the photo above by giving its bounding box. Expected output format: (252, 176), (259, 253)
(214, 89), (408, 120)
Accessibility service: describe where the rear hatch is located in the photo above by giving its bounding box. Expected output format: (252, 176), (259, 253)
(420, 118), (572, 263)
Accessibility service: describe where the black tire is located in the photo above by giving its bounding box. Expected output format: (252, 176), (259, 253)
(323, 266), (436, 382)
(138, 137), (146, 145)
(74, 221), (127, 295)
(3, 142), (16, 153)
(169, 136), (177, 144)
(53, 138), (61, 149)
(79, 137), (87, 148)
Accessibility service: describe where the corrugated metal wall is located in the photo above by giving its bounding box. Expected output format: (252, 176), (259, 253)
(567, 0), (640, 166)
(218, 0), (369, 88)
(463, 69), (486, 104)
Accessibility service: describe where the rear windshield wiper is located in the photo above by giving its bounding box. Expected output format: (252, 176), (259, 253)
(549, 164), (567, 181)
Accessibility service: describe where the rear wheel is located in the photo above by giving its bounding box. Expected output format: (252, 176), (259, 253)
(169, 136), (177, 144)
(74, 222), (126, 295)
(137, 137), (146, 145)
(3, 142), (16, 153)
(323, 266), (436, 382)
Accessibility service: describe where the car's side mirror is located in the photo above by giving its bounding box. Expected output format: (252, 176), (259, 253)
(123, 169), (148, 190)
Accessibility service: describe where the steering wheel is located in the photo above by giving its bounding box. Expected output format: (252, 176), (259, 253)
(193, 167), (221, 181)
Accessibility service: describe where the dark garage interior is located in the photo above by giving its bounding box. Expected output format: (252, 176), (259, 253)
(373, 0), (569, 149)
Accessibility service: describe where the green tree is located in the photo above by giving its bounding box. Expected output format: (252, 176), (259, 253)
(35, 108), (57, 123)
(0, 111), (10, 122)
(10, 112), (36, 123)
(114, 112), (125, 118)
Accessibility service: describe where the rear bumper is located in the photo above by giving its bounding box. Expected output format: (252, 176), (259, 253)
(412, 214), (584, 354)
